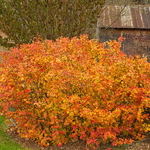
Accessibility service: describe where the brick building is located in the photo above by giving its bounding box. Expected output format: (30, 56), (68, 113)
(97, 5), (150, 62)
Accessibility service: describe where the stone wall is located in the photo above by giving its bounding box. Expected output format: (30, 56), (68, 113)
(0, 30), (8, 52)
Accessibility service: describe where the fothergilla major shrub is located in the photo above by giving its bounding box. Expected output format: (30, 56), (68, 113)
(0, 35), (150, 149)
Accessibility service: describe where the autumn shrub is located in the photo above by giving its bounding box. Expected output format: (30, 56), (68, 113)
(0, 35), (150, 149)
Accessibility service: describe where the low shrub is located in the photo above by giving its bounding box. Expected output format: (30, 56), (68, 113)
(0, 35), (150, 149)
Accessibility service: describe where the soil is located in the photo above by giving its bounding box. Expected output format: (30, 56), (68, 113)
(7, 129), (150, 150)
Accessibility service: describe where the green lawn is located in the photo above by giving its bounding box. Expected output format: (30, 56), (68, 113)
(0, 115), (30, 150)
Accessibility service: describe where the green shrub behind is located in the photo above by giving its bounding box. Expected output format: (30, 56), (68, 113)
(0, 0), (105, 47)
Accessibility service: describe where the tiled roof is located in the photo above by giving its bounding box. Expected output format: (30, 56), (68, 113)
(99, 5), (150, 29)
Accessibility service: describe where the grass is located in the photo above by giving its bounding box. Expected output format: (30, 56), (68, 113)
(0, 115), (30, 150)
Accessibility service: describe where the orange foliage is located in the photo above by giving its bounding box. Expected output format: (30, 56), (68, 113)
(0, 35), (150, 149)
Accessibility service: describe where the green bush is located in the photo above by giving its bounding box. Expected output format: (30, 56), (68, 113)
(0, 0), (105, 47)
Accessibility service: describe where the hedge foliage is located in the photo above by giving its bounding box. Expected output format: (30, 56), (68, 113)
(0, 0), (105, 47)
(0, 35), (150, 149)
